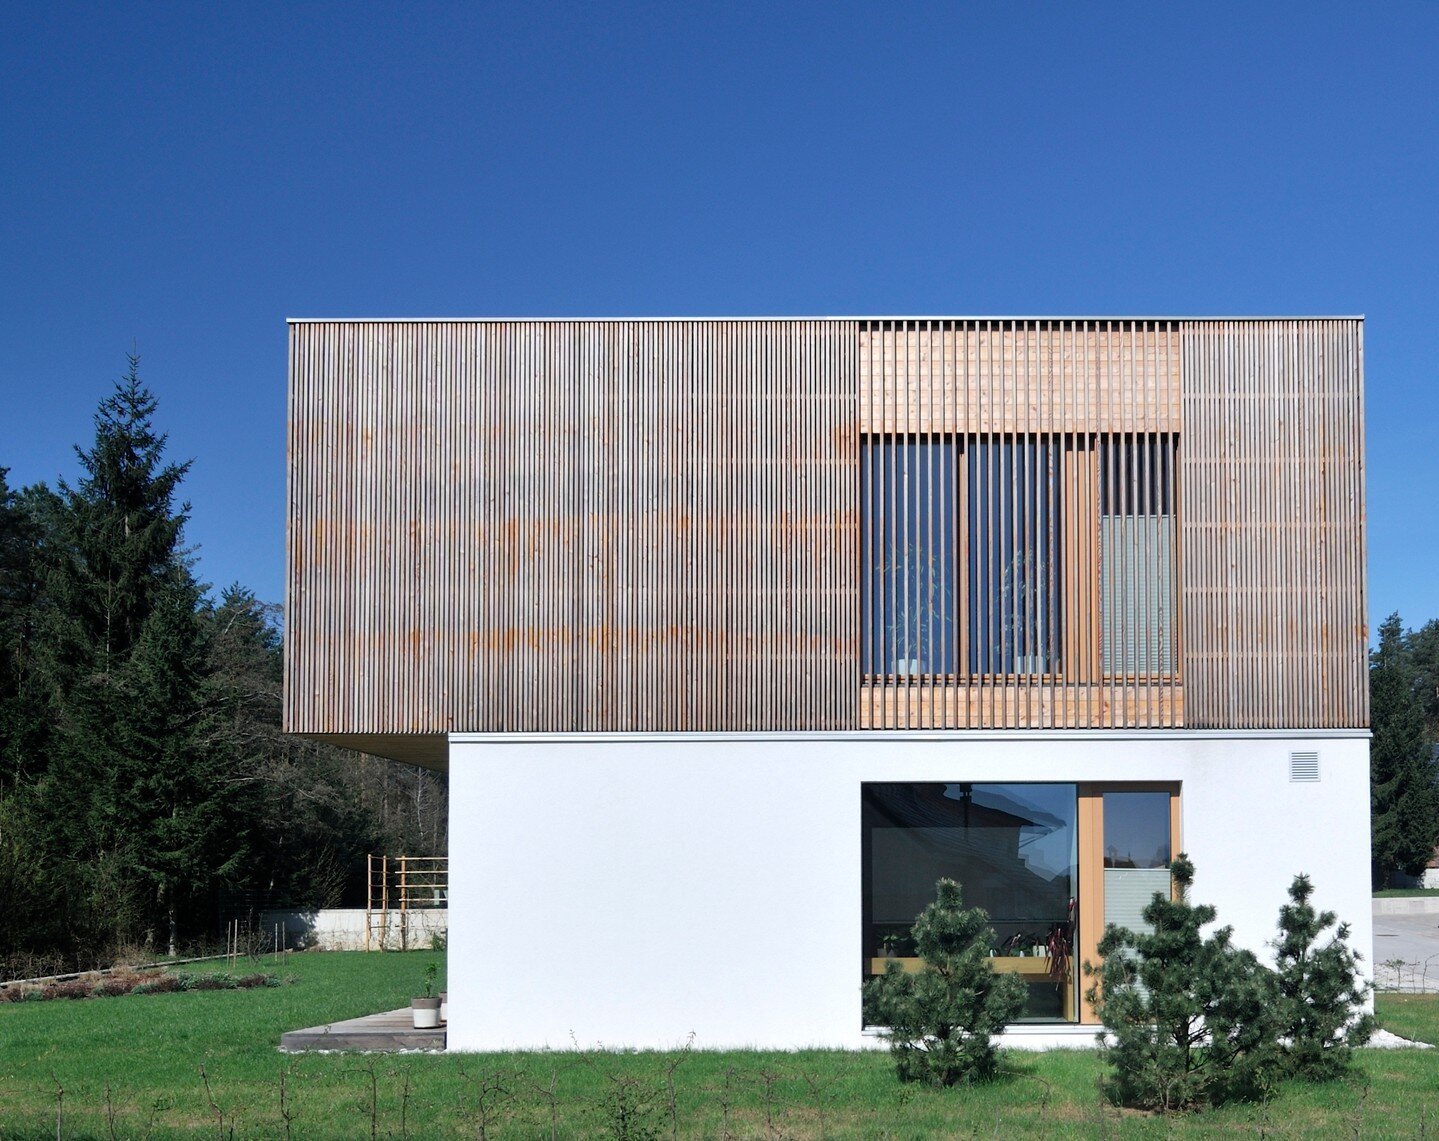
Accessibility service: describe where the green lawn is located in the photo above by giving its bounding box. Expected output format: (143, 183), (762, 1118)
(1374, 887), (1439, 898)
(0, 952), (1435, 1138)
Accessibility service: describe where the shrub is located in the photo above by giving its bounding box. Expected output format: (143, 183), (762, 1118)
(41, 979), (93, 1000)
(861, 878), (1025, 1086)
(1086, 854), (1281, 1111)
(131, 975), (182, 995)
(1272, 873), (1375, 1079)
(169, 969), (281, 992)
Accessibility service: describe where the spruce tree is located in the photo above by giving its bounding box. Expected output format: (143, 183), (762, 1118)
(1087, 855), (1280, 1111)
(1370, 613), (1439, 887)
(1408, 617), (1439, 744)
(861, 878), (1026, 1086)
(40, 358), (244, 955)
(1272, 873), (1374, 1079)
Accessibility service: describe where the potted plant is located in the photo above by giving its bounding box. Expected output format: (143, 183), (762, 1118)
(412, 961), (441, 1029)
(880, 932), (903, 958)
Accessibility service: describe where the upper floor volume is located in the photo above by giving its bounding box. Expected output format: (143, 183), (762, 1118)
(284, 318), (1367, 763)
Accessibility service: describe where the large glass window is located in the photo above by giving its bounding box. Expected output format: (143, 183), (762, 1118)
(860, 432), (1178, 687)
(863, 782), (1078, 1023)
(860, 438), (958, 676)
(1101, 791), (1174, 936)
(967, 437), (1063, 676)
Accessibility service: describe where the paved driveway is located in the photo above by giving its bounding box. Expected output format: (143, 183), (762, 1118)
(1373, 910), (1439, 992)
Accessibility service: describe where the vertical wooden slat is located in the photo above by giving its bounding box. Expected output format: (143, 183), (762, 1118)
(1179, 318), (1366, 728)
(285, 316), (1364, 749)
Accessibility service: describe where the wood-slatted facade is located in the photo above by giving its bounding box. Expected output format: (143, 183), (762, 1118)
(284, 317), (1366, 763)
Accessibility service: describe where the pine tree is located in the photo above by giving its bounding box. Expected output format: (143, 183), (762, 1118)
(861, 878), (1026, 1086)
(1370, 613), (1439, 887)
(1087, 855), (1280, 1111)
(1272, 873), (1374, 1079)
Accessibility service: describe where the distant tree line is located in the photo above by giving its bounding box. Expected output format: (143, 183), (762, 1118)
(0, 359), (445, 972)
(1370, 611), (1439, 887)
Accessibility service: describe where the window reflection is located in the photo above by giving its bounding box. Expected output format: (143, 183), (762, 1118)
(860, 438), (958, 677)
(1102, 792), (1172, 869)
(863, 783), (1078, 1023)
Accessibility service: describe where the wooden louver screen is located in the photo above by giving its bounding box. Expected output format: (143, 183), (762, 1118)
(283, 316), (1366, 753)
(858, 320), (1184, 730)
(285, 319), (859, 740)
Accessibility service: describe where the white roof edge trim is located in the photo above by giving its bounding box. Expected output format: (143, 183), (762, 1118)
(448, 728), (1372, 744)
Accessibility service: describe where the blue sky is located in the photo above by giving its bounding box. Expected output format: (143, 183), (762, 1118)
(2, 3), (1435, 634)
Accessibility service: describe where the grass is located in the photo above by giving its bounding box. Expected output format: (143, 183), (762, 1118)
(1374, 887), (1439, 898)
(0, 952), (1435, 1138)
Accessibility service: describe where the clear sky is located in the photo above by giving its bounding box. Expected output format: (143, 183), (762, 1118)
(2, 3), (1435, 635)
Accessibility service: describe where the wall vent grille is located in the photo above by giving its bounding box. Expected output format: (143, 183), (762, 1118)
(1290, 751), (1320, 782)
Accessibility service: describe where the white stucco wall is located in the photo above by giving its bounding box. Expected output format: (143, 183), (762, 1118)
(258, 907), (448, 951)
(445, 731), (1370, 1052)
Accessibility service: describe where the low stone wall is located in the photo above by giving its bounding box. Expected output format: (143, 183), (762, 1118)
(1373, 896), (1439, 916)
(259, 908), (448, 951)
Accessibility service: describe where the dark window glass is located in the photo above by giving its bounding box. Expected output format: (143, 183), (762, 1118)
(967, 438), (1062, 675)
(1102, 792), (1172, 869)
(861, 438), (957, 676)
(863, 782), (1078, 1023)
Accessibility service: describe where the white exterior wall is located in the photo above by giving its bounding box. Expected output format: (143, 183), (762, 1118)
(258, 908), (448, 952)
(446, 731), (1370, 1052)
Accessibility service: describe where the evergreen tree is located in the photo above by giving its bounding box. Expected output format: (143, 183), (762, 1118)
(47, 358), (190, 675)
(861, 878), (1025, 1086)
(1, 357), (450, 969)
(38, 357), (246, 955)
(0, 475), (71, 961)
(1370, 612), (1439, 887)
(1087, 855), (1280, 1111)
(0, 475), (61, 790)
(203, 585), (378, 909)
(1272, 873), (1374, 1079)
(1408, 617), (1439, 742)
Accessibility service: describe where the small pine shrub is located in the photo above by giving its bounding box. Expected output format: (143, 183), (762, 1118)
(1272, 873), (1375, 1079)
(1087, 854), (1281, 1111)
(862, 878), (1026, 1087)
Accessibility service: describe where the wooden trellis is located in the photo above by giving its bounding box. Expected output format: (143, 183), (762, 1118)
(365, 854), (448, 951)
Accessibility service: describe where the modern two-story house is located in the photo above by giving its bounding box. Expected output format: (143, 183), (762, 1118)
(284, 317), (1370, 1049)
